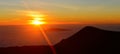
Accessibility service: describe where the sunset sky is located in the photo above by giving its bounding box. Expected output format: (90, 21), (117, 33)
(0, 0), (120, 25)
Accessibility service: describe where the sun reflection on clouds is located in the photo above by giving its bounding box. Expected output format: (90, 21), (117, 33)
(27, 11), (45, 18)
(26, 11), (47, 25)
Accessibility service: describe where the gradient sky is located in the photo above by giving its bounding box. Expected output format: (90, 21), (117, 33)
(0, 0), (120, 25)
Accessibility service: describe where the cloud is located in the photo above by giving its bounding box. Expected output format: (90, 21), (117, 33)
(44, 28), (71, 32)
(21, 0), (80, 11)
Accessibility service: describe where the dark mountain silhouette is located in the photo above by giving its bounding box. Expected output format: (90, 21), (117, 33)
(0, 26), (119, 54)
(55, 26), (120, 54)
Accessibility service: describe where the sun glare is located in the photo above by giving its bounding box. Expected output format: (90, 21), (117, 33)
(31, 19), (46, 25)
(27, 11), (46, 25)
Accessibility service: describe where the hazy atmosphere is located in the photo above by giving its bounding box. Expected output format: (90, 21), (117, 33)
(0, 0), (120, 25)
(0, 0), (119, 54)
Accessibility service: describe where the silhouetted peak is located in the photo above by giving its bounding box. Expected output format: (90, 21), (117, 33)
(72, 26), (107, 35)
(80, 26), (101, 32)
(55, 26), (120, 54)
(56, 26), (108, 45)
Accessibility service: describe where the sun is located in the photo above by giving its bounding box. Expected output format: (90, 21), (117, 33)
(27, 11), (46, 25)
(31, 18), (46, 25)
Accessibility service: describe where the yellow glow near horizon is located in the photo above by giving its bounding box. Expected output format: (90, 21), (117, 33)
(30, 17), (46, 25)
(27, 11), (45, 18)
(31, 19), (45, 25)
(34, 17), (45, 20)
(28, 11), (46, 25)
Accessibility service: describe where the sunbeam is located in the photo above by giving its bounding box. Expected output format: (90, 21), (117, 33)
(21, 0), (56, 54)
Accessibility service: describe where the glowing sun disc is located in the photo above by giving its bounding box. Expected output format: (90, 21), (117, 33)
(27, 11), (46, 25)
(31, 20), (45, 25)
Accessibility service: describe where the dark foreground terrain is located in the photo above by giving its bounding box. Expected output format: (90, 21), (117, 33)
(0, 26), (119, 54)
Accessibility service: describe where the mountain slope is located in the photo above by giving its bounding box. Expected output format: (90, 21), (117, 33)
(55, 26), (120, 54)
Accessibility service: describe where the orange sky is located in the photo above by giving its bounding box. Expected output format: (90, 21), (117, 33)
(0, 0), (120, 25)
